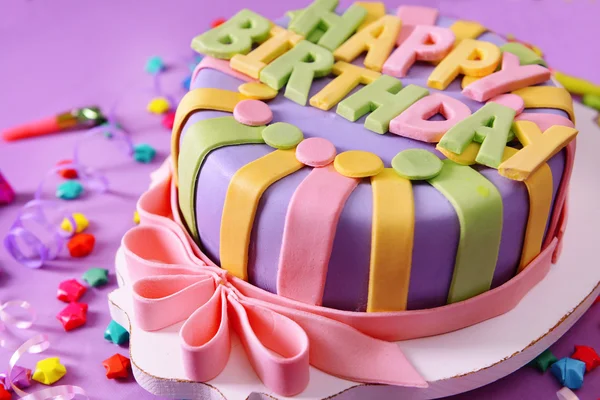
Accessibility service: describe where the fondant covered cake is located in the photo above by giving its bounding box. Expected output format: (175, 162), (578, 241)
(173, 2), (576, 312)
(119, 1), (579, 396)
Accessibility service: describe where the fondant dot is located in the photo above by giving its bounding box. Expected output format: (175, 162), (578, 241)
(391, 149), (443, 180)
(262, 123), (304, 149)
(489, 93), (525, 114)
(296, 138), (336, 167)
(238, 82), (278, 100)
(233, 99), (273, 126)
(334, 151), (384, 178)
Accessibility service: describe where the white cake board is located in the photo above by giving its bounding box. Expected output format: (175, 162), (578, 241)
(108, 102), (600, 400)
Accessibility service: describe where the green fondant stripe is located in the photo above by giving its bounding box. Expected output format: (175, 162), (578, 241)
(178, 117), (265, 242)
(427, 159), (503, 304)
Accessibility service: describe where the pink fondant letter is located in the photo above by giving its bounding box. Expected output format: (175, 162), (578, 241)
(383, 25), (455, 78)
(462, 52), (551, 102)
(389, 93), (472, 143)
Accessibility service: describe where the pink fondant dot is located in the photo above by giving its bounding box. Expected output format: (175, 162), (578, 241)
(296, 137), (337, 167)
(488, 94), (525, 115)
(233, 99), (273, 126)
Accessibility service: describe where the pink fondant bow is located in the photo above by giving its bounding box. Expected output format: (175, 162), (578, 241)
(122, 164), (427, 396)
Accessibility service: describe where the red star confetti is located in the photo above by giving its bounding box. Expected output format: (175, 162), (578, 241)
(67, 233), (96, 257)
(102, 354), (131, 379)
(57, 279), (87, 303)
(571, 345), (600, 372)
(0, 386), (10, 400)
(211, 17), (226, 28)
(56, 302), (88, 331)
(56, 159), (78, 179)
(162, 111), (176, 130)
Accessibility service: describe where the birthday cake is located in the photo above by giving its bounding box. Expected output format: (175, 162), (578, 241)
(113, 1), (578, 397)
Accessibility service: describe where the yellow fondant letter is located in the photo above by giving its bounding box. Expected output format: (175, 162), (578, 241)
(427, 39), (501, 90)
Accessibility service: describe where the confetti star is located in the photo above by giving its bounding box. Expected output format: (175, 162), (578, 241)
(104, 320), (129, 345)
(60, 213), (89, 234)
(102, 354), (131, 379)
(56, 159), (78, 179)
(146, 97), (170, 115)
(145, 56), (165, 75)
(56, 180), (84, 200)
(571, 345), (600, 372)
(133, 210), (140, 225)
(0, 386), (9, 400)
(7, 365), (32, 389)
(133, 143), (157, 164)
(551, 357), (586, 390)
(529, 348), (557, 372)
(67, 233), (96, 258)
(56, 302), (88, 331)
(57, 279), (87, 303)
(32, 357), (67, 385)
(82, 267), (109, 287)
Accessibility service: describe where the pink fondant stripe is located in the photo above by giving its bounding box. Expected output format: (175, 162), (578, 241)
(277, 165), (359, 306)
(191, 56), (257, 83)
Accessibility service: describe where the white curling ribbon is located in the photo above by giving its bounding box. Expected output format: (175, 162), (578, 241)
(8, 334), (88, 400)
(0, 300), (36, 348)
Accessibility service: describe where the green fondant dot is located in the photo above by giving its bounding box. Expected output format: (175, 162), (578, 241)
(391, 149), (443, 180)
(262, 123), (304, 149)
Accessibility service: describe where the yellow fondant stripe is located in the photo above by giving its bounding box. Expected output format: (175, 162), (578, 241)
(504, 148), (554, 273)
(368, 168), (415, 312)
(512, 86), (575, 122)
(171, 88), (248, 184)
(220, 149), (304, 280)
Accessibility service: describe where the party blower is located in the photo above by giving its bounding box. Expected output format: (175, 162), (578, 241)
(1, 107), (107, 141)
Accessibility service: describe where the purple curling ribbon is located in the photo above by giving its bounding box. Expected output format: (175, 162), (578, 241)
(3, 122), (134, 269)
(3, 50), (193, 269)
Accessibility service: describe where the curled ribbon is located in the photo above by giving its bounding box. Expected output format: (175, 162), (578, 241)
(1, 301), (87, 399)
(124, 166), (428, 396)
(7, 335), (87, 400)
(0, 300), (36, 348)
(3, 123), (132, 269)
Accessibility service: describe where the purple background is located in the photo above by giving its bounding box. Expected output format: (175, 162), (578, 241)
(0, 1), (599, 399)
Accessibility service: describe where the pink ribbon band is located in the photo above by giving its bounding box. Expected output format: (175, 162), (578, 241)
(119, 159), (564, 394)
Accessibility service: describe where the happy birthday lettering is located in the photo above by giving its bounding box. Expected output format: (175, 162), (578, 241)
(190, 2), (575, 179)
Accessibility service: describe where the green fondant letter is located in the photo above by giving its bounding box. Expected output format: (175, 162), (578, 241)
(191, 10), (271, 59)
(289, 0), (367, 51)
(438, 102), (516, 168)
(259, 40), (334, 106)
(337, 75), (429, 134)
(500, 43), (547, 67)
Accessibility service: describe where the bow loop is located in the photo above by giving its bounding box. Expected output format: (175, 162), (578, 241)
(229, 296), (310, 397)
(180, 287), (230, 382)
(133, 274), (217, 331)
(245, 296), (428, 389)
(122, 224), (217, 282)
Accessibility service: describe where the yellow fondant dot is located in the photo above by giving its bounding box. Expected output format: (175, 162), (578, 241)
(238, 82), (278, 100)
(334, 150), (384, 178)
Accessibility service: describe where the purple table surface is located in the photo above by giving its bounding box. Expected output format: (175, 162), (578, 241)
(0, 1), (599, 399)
